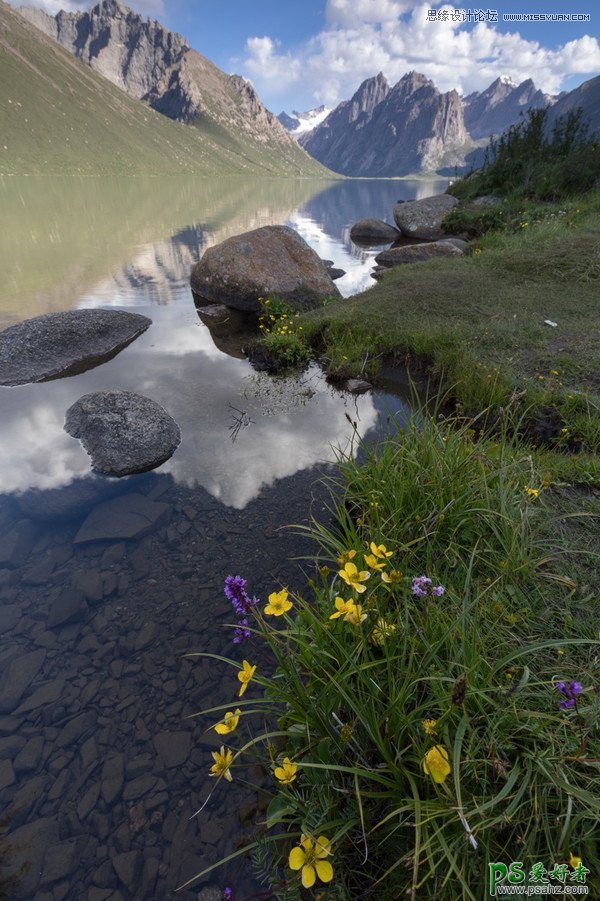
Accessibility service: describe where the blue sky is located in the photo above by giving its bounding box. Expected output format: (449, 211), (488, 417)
(22, 1), (600, 112)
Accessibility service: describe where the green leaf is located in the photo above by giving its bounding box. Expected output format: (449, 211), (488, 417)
(266, 794), (297, 829)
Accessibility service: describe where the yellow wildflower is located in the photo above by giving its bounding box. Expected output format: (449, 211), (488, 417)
(338, 561), (370, 593)
(364, 553), (386, 571)
(569, 853), (582, 868)
(264, 587), (293, 617)
(288, 834), (333, 889)
(525, 487), (540, 498)
(329, 596), (354, 620)
(274, 757), (298, 784)
(344, 603), (367, 626)
(237, 660), (256, 697)
(370, 618), (397, 646)
(214, 709), (241, 735)
(209, 746), (233, 782)
(422, 745), (451, 784)
(422, 719), (438, 736)
(381, 568), (402, 585)
(369, 541), (393, 560)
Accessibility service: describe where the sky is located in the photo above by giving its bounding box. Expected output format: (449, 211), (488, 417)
(17, 0), (600, 113)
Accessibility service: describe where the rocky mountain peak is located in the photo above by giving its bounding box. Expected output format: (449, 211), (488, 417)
(301, 68), (467, 176)
(18, 0), (299, 152)
(349, 72), (390, 120)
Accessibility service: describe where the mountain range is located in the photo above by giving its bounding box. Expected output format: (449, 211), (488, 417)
(5, 0), (599, 178)
(280, 71), (600, 176)
(2, 0), (327, 176)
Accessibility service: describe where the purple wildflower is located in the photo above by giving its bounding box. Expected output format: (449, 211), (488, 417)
(411, 576), (432, 598)
(224, 575), (259, 617)
(556, 679), (584, 711)
(412, 576), (445, 598)
(233, 619), (251, 644)
(223, 889), (234, 901)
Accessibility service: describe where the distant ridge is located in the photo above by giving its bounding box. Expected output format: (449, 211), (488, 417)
(296, 69), (573, 176)
(7, 0), (329, 175)
(300, 71), (468, 176)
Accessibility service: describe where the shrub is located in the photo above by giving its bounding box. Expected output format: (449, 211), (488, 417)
(451, 107), (600, 203)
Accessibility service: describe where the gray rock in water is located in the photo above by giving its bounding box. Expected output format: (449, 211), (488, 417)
(74, 493), (172, 544)
(190, 225), (339, 313)
(328, 267), (346, 280)
(65, 390), (181, 477)
(350, 218), (401, 243)
(3, 816), (57, 898)
(0, 309), (151, 386)
(47, 587), (88, 629)
(346, 378), (372, 394)
(393, 194), (458, 240)
(375, 241), (463, 267)
(0, 649), (46, 713)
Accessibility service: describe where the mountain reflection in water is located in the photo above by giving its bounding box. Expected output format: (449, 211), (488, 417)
(0, 175), (444, 504)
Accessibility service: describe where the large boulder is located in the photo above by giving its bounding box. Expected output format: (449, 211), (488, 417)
(375, 241), (464, 268)
(65, 390), (181, 477)
(349, 218), (401, 244)
(0, 309), (151, 386)
(190, 225), (339, 312)
(393, 194), (459, 240)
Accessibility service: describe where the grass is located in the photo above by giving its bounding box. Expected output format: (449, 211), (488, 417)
(185, 410), (600, 899)
(295, 186), (600, 463)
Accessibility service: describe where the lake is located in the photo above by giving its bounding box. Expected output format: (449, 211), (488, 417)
(0, 174), (446, 899)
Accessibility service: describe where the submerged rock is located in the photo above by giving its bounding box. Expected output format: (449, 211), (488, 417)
(190, 225), (339, 313)
(393, 194), (458, 240)
(0, 309), (151, 386)
(65, 390), (181, 477)
(375, 241), (464, 268)
(350, 218), (401, 243)
(74, 493), (172, 543)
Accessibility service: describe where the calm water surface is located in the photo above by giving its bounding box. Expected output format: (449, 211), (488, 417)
(0, 175), (446, 899)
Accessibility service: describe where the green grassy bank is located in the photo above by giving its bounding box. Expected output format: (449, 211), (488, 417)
(187, 118), (600, 899)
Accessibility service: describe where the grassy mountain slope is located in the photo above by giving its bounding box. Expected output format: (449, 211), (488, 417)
(0, 2), (330, 176)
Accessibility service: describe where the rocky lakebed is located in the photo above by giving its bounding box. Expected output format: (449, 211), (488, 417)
(0, 185), (461, 899)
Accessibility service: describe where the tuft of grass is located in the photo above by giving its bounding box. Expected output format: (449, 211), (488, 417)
(185, 410), (600, 899)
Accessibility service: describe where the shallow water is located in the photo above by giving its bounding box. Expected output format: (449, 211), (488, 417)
(0, 175), (445, 899)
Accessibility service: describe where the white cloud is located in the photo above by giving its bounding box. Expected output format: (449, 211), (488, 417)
(325, 0), (411, 26)
(243, 36), (301, 91)
(242, 1), (600, 107)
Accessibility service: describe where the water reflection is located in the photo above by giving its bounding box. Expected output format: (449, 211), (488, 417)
(0, 294), (380, 508)
(0, 176), (426, 899)
(0, 175), (448, 320)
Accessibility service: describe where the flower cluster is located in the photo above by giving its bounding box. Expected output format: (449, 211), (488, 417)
(224, 575), (259, 643)
(556, 680), (583, 710)
(411, 576), (445, 598)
